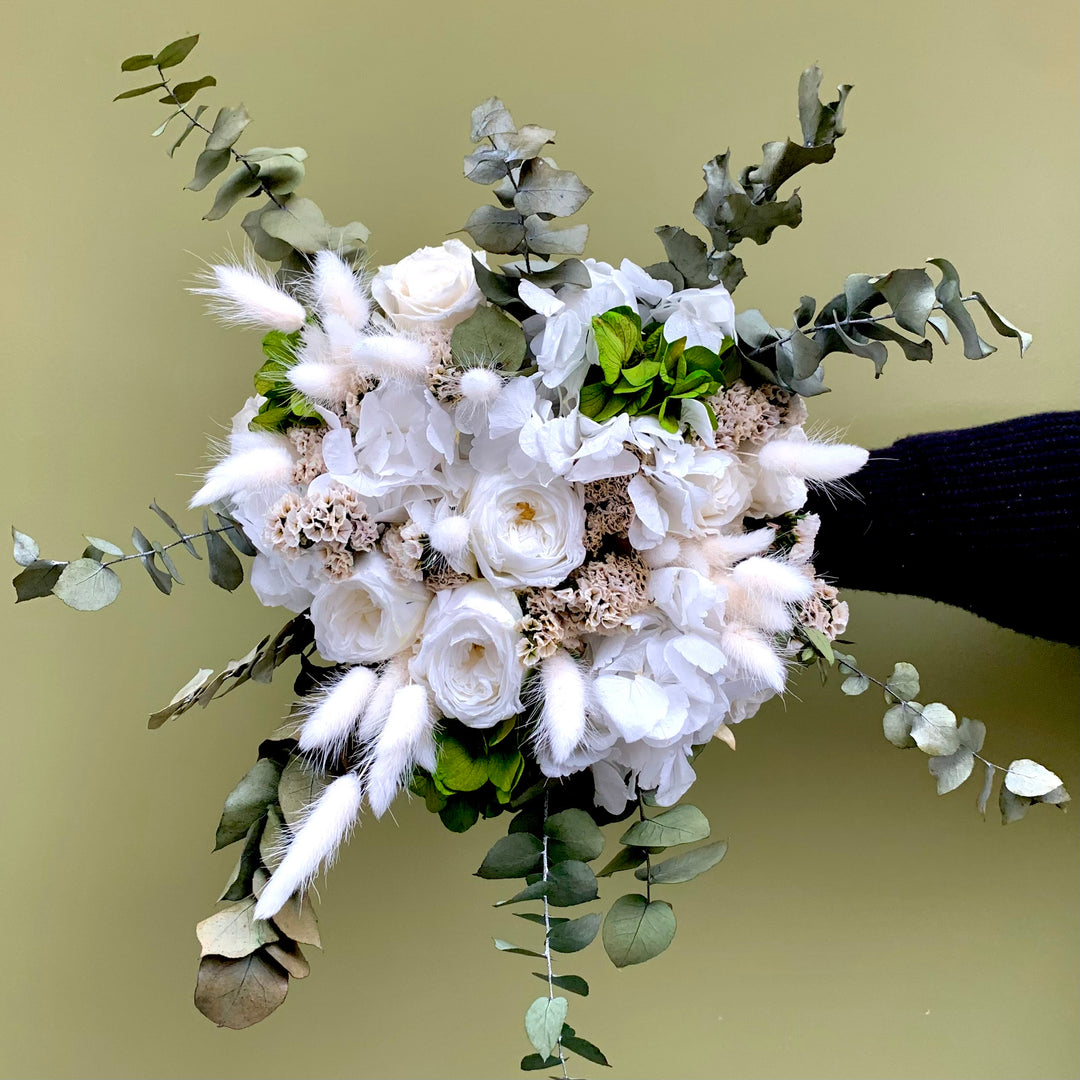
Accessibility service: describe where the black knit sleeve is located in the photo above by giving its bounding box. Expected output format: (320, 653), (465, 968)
(805, 412), (1080, 646)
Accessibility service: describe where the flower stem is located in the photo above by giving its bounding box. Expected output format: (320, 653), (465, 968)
(541, 789), (568, 1079)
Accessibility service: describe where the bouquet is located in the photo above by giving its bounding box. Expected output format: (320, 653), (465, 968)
(12, 34), (1069, 1075)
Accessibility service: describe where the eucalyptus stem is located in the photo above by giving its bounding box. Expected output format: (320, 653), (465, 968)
(100, 525), (239, 569)
(637, 794), (651, 903)
(540, 789), (569, 1079)
(156, 66), (289, 212)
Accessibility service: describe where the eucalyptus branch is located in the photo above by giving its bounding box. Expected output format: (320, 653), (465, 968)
(540, 789), (569, 1080)
(636, 794), (652, 904)
(155, 65), (288, 211)
(100, 523), (239, 569)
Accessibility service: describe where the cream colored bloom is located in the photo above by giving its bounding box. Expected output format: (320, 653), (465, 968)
(371, 239), (484, 332)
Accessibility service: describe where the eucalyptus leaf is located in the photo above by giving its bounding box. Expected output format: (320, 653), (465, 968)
(1004, 759), (1064, 798)
(263, 940), (310, 980)
(654, 225), (712, 289)
(976, 761), (996, 816)
(150, 109), (183, 138)
(634, 840), (728, 885)
(619, 805), (710, 849)
(131, 527), (172, 594)
(84, 535), (124, 557)
(215, 757), (282, 850)
(204, 164), (262, 222)
(524, 995), (567, 1060)
(928, 747), (975, 795)
(168, 105), (207, 157)
(462, 205), (525, 254)
(196, 896), (278, 959)
(205, 104), (252, 151)
(270, 888), (321, 948)
(882, 703), (917, 749)
(120, 53), (157, 72)
(560, 1031), (610, 1067)
(186, 147), (231, 192)
(220, 820), (264, 902)
(514, 158), (592, 218)
(547, 912), (601, 954)
(523, 217), (589, 256)
(205, 516), (244, 590)
(12, 561), (64, 602)
(52, 558), (122, 611)
(602, 893), (677, 968)
(476, 833), (543, 879)
(493, 939), (546, 958)
(544, 809), (605, 863)
(531, 972), (589, 996)
(161, 75), (216, 105)
(193, 951), (289, 1030)
(971, 292), (1032, 356)
(150, 501), (199, 556)
(545, 860), (599, 907)
(841, 674), (870, 695)
(450, 304), (527, 369)
(519, 1053), (562, 1072)
(596, 847), (648, 877)
(470, 96), (516, 142)
(11, 528), (38, 567)
(278, 756), (329, 826)
(883, 662), (920, 703)
(871, 268), (936, 335)
(155, 34), (199, 69)
(927, 258), (995, 360)
(909, 702), (960, 757)
(113, 82), (166, 101)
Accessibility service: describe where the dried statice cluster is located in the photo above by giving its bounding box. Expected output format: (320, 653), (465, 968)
(189, 243), (869, 919)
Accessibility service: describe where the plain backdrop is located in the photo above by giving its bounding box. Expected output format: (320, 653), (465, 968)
(2, 2), (1077, 1078)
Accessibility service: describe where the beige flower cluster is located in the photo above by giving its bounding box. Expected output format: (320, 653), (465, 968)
(707, 380), (808, 451)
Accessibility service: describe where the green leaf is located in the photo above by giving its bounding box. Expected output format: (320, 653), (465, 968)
(120, 53), (157, 72)
(84, 535), (123, 557)
(872, 268), (936, 336)
(999, 783), (1031, 825)
(151, 540), (184, 583)
(634, 840), (728, 885)
(592, 307), (642, 384)
(602, 894), (677, 968)
(801, 626), (835, 664)
(51, 558), (122, 611)
(268, 887), (321, 949)
(531, 972), (589, 996)
(259, 197), (369, 255)
(149, 501), (199, 556)
(524, 995), (568, 1060)
(205, 515), (244, 590)
(113, 82), (166, 101)
(11, 527), (38, 567)
(439, 796), (481, 833)
(909, 702), (960, 757)
(545, 860), (599, 907)
(495, 879), (549, 907)
(927, 747), (975, 795)
(150, 109), (183, 137)
(196, 896), (278, 959)
(247, 150), (306, 196)
(131, 527), (172, 594)
(547, 913), (601, 954)
(12, 561), (64, 602)
(462, 205), (526, 254)
(654, 225), (712, 290)
(155, 34), (200, 69)
(522, 217), (589, 256)
(215, 757), (282, 850)
(259, 804), (286, 872)
(619, 805), (710, 849)
(883, 662), (920, 704)
(493, 939), (545, 958)
(434, 734), (491, 793)
(220, 819), (264, 902)
(463, 147), (510, 184)
(476, 833), (543, 879)
(186, 147), (231, 192)
(544, 809), (604, 863)
(263, 939), (310, 980)
(519, 1053), (562, 1072)
(596, 847), (648, 877)
(515, 912), (567, 927)
(205, 104), (252, 151)
(169, 104), (207, 156)
(193, 951), (289, 1030)
(561, 1030), (610, 1067)
(977, 761), (995, 816)
(204, 164), (261, 222)
(514, 158), (592, 218)
(470, 96), (516, 142)
(160, 75), (216, 105)
(451, 304), (527, 370)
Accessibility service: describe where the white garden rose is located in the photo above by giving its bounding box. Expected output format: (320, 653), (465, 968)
(310, 550), (430, 664)
(371, 239), (484, 332)
(466, 471), (586, 588)
(410, 581), (525, 728)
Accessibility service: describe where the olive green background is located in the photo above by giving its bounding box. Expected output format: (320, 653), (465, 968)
(2, 2), (1077, 1077)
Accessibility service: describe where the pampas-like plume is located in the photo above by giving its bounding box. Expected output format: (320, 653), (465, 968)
(354, 656), (409, 747)
(310, 251), (371, 330)
(253, 771), (363, 921)
(698, 527), (777, 570)
(721, 626), (787, 694)
(363, 684), (435, 818)
(189, 431), (295, 507)
(758, 434), (869, 483)
(732, 557), (815, 604)
(191, 263), (306, 333)
(726, 586), (797, 634)
(351, 333), (431, 382)
(297, 665), (379, 766)
(539, 649), (591, 765)
(287, 359), (357, 405)
(458, 367), (503, 406)
(427, 515), (472, 567)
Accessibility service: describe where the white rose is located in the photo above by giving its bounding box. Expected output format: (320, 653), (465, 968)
(371, 239), (484, 332)
(685, 447), (753, 532)
(410, 581), (525, 728)
(466, 471), (586, 588)
(310, 550), (430, 664)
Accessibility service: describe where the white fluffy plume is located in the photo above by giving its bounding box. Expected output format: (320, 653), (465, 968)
(309, 251), (371, 330)
(698, 527), (777, 570)
(427, 515), (472, 568)
(758, 434), (869, 483)
(732, 557), (815, 604)
(352, 333), (431, 382)
(253, 771), (364, 921)
(190, 431), (295, 508)
(721, 626), (787, 694)
(191, 262), (306, 333)
(538, 649), (591, 766)
(287, 359), (357, 405)
(297, 665), (379, 766)
(355, 656), (409, 747)
(363, 683), (436, 818)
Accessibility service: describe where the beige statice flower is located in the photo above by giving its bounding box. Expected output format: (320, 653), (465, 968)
(798, 574), (850, 639)
(287, 426), (327, 485)
(707, 380), (807, 451)
(381, 523), (424, 582)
